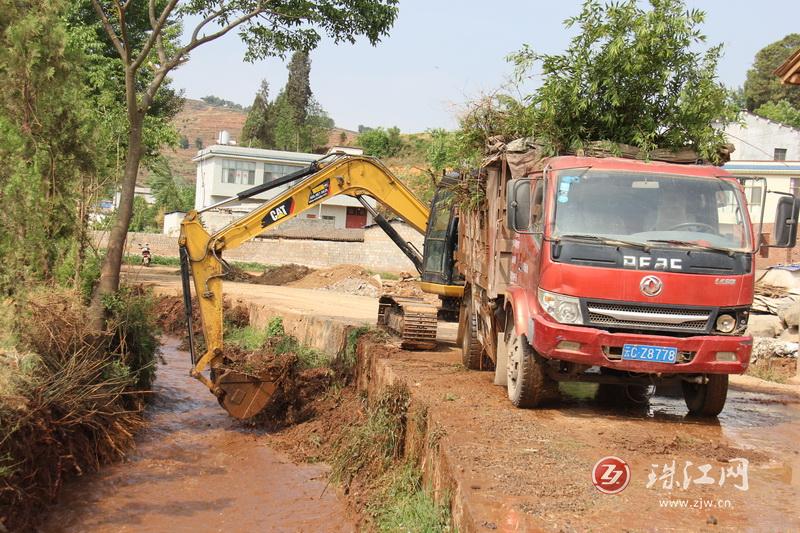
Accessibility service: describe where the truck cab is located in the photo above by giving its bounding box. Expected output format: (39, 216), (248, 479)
(459, 154), (798, 416)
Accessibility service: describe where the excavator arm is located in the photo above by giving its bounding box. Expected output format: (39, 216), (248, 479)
(178, 154), (431, 418)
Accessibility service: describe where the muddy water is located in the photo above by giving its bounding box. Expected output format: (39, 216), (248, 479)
(44, 338), (353, 533)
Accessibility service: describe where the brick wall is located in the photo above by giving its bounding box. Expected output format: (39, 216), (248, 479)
(92, 221), (423, 273)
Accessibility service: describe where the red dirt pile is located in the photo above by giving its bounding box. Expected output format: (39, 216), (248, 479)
(153, 296), (249, 336)
(289, 264), (381, 297)
(249, 264), (313, 285)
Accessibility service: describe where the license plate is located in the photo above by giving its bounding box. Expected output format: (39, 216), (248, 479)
(622, 344), (677, 364)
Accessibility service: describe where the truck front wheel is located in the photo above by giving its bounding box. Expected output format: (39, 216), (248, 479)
(506, 327), (559, 407)
(681, 374), (728, 417)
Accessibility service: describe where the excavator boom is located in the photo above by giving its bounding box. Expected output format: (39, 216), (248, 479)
(179, 154), (453, 419)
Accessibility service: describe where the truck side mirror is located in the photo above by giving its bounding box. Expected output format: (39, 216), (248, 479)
(773, 195), (800, 248)
(506, 179), (531, 232)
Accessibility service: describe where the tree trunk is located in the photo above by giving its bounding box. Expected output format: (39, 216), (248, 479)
(90, 115), (145, 330)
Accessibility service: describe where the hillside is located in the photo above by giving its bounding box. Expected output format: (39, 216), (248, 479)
(165, 98), (359, 182)
(165, 99), (248, 180)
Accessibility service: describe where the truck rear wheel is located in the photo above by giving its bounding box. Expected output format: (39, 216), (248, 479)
(506, 327), (559, 407)
(682, 374), (728, 417)
(461, 298), (484, 370)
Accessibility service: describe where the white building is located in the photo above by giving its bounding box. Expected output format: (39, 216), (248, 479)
(192, 144), (373, 230)
(723, 112), (800, 225)
(113, 186), (154, 208)
(724, 111), (800, 162)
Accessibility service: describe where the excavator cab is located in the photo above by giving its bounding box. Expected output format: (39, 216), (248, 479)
(419, 174), (463, 320)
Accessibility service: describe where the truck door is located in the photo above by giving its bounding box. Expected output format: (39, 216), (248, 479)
(515, 175), (546, 291)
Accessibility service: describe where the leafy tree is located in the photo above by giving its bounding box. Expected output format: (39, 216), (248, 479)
(0, 0), (110, 292)
(302, 98), (335, 151)
(241, 80), (275, 148)
(285, 51), (312, 125)
(754, 100), (800, 129)
(244, 57), (333, 153)
(66, 1), (183, 163)
(85, 0), (399, 327)
(272, 93), (298, 150)
(426, 129), (460, 172)
(195, 137), (204, 150)
(148, 158), (195, 213)
(508, 0), (736, 162)
(728, 86), (747, 109)
(358, 126), (404, 158)
(128, 196), (159, 232)
(744, 34), (800, 111)
(179, 135), (189, 149)
(201, 95), (245, 110)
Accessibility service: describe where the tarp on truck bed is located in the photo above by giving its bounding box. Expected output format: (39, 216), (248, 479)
(482, 136), (732, 179)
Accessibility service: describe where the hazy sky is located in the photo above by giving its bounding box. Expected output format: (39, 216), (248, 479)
(170, 0), (800, 133)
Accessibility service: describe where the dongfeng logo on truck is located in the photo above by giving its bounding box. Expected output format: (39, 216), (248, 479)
(623, 255), (683, 271)
(261, 198), (294, 227)
(640, 275), (663, 297)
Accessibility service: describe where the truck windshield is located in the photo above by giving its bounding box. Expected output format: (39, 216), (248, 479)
(550, 170), (751, 252)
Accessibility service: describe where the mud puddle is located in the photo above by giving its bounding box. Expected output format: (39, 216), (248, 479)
(43, 337), (353, 533)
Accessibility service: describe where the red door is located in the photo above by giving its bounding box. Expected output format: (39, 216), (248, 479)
(345, 206), (367, 228)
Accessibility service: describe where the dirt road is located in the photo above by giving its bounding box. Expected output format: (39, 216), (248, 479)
(123, 265), (799, 531)
(369, 341), (800, 531)
(44, 338), (353, 533)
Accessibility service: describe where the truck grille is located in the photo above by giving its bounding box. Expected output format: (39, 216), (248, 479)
(586, 301), (712, 333)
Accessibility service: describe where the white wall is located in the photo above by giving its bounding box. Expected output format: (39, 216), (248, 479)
(725, 112), (800, 161)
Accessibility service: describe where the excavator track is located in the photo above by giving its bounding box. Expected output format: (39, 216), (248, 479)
(378, 296), (438, 350)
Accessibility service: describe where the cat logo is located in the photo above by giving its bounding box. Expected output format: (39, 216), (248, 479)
(308, 179), (331, 204)
(261, 198), (294, 227)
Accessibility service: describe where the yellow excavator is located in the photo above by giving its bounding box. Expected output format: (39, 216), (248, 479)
(179, 153), (463, 419)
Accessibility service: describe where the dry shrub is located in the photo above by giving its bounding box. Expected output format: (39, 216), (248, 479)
(330, 384), (411, 489)
(0, 288), (155, 531)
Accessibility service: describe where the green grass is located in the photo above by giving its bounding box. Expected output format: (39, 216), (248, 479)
(225, 326), (269, 351)
(367, 269), (400, 281)
(224, 316), (329, 369)
(340, 325), (372, 373)
(368, 463), (451, 533)
(123, 254), (272, 272)
(560, 382), (599, 400)
(330, 385), (410, 487)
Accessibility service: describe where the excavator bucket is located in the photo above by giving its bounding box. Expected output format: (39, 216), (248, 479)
(214, 370), (277, 420)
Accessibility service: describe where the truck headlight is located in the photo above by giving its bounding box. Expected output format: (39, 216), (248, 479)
(538, 289), (583, 325)
(715, 314), (736, 333)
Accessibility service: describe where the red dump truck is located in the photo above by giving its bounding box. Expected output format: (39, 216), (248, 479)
(456, 142), (798, 416)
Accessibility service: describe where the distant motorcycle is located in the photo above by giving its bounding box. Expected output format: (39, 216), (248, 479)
(140, 244), (152, 267)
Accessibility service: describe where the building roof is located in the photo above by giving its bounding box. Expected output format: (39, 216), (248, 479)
(775, 47), (800, 85)
(193, 144), (320, 164)
(723, 160), (800, 175)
